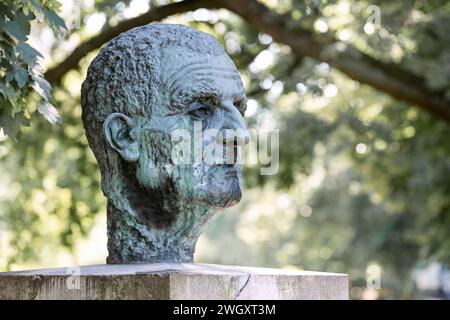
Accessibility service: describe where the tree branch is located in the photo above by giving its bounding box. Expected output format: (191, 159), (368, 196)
(45, 0), (450, 124)
(221, 0), (450, 123)
(44, 0), (221, 83)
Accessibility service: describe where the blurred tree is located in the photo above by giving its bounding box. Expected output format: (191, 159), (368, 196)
(1, 0), (450, 299)
(0, 0), (66, 139)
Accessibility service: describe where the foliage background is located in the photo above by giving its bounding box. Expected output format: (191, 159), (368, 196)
(1, 0), (450, 299)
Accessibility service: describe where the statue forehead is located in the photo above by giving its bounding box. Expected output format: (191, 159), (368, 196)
(161, 47), (240, 83)
(160, 47), (245, 99)
(160, 46), (236, 71)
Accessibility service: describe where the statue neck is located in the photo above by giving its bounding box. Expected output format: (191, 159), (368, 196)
(106, 199), (218, 264)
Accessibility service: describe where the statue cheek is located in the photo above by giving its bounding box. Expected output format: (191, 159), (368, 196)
(135, 153), (162, 189)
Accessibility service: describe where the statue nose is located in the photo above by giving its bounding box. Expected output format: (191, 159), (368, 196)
(220, 102), (250, 146)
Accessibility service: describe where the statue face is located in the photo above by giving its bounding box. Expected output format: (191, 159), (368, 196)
(104, 47), (249, 210)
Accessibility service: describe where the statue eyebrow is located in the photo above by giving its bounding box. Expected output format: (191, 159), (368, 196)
(172, 89), (223, 110)
(170, 80), (225, 107)
(192, 91), (223, 105)
(170, 83), (247, 114)
(168, 72), (239, 102)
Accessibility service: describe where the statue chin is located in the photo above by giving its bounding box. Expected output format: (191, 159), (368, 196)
(201, 165), (242, 208)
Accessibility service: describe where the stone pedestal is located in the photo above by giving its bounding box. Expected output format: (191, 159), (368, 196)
(0, 264), (348, 300)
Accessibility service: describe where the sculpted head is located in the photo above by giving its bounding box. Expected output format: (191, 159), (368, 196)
(81, 24), (248, 263)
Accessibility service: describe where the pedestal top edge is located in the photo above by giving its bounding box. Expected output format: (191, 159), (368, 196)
(0, 263), (347, 278)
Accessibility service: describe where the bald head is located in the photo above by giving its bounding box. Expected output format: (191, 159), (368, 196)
(80, 23), (248, 263)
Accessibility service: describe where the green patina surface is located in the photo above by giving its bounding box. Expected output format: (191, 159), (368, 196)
(80, 24), (249, 263)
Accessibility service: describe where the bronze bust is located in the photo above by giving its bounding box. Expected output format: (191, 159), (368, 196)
(81, 24), (248, 263)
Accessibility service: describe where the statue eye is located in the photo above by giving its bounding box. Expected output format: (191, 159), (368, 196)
(189, 104), (210, 121)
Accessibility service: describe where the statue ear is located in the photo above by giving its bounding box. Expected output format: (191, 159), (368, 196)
(103, 113), (139, 162)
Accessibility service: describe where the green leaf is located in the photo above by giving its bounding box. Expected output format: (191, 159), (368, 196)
(16, 42), (42, 66)
(42, 7), (67, 31)
(31, 73), (51, 100)
(0, 98), (13, 117)
(30, 0), (66, 31)
(3, 10), (31, 42)
(0, 38), (16, 61)
(0, 82), (18, 99)
(38, 101), (60, 124)
(5, 70), (14, 82)
(0, 3), (15, 21)
(0, 100), (29, 139)
(13, 66), (28, 88)
(0, 7), (6, 28)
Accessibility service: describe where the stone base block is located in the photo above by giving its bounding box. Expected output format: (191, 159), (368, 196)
(0, 264), (348, 300)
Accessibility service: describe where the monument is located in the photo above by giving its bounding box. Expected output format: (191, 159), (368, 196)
(80, 24), (249, 264)
(0, 24), (348, 300)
